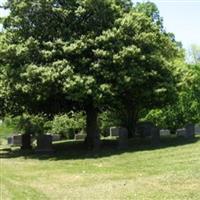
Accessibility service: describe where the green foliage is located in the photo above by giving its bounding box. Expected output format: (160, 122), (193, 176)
(16, 114), (47, 136)
(0, 0), (183, 142)
(187, 44), (200, 64)
(99, 111), (121, 137)
(51, 112), (86, 139)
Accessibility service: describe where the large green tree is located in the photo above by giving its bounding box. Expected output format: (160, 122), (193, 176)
(0, 0), (132, 149)
(0, 0), (179, 148)
(94, 8), (179, 136)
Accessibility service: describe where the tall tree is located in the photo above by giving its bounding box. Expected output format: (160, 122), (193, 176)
(94, 9), (179, 136)
(0, 0), (131, 149)
(0, 0), (179, 148)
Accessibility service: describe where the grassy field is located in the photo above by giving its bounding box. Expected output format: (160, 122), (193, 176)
(1, 135), (200, 200)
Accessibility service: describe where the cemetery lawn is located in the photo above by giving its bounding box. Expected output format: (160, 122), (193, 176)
(1, 137), (200, 200)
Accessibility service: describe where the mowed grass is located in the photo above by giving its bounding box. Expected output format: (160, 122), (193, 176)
(1, 136), (200, 200)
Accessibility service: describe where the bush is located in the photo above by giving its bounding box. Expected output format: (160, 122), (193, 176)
(4, 115), (21, 128)
(51, 112), (86, 139)
(16, 114), (47, 136)
(99, 111), (120, 137)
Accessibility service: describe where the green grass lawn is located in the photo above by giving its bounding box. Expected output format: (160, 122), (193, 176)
(1, 135), (200, 200)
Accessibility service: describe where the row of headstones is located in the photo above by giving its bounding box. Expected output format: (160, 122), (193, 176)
(7, 134), (61, 152)
(7, 133), (87, 152)
(7, 123), (199, 151)
(110, 123), (160, 148)
(110, 122), (199, 148)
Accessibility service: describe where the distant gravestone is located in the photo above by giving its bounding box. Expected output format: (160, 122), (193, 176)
(195, 124), (200, 135)
(7, 134), (22, 146)
(151, 127), (160, 145)
(7, 136), (13, 145)
(176, 128), (186, 137)
(185, 123), (195, 139)
(136, 122), (160, 145)
(110, 127), (120, 137)
(13, 135), (22, 145)
(160, 129), (171, 136)
(118, 128), (129, 149)
(51, 134), (61, 141)
(74, 134), (86, 140)
(136, 121), (155, 137)
(35, 135), (53, 152)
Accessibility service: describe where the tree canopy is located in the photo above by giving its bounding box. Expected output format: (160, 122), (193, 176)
(0, 0), (182, 149)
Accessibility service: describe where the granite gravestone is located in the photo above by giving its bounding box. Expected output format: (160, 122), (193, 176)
(185, 123), (195, 139)
(195, 124), (200, 135)
(51, 134), (61, 141)
(74, 134), (86, 140)
(7, 134), (22, 146)
(110, 127), (120, 137)
(176, 128), (186, 137)
(136, 121), (155, 137)
(118, 128), (129, 149)
(36, 135), (53, 152)
(136, 122), (160, 145)
(151, 127), (160, 145)
(160, 129), (171, 136)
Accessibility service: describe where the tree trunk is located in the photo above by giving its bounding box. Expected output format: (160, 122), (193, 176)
(21, 134), (32, 150)
(84, 104), (101, 150)
(126, 108), (138, 138)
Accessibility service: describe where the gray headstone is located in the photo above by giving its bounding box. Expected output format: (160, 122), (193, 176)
(36, 135), (53, 152)
(185, 123), (195, 139)
(160, 129), (171, 136)
(7, 134), (22, 146)
(136, 122), (160, 145)
(74, 134), (86, 140)
(51, 134), (61, 141)
(176, 128), (186, 137)
(7, 136), (13, 145)
(118, 128), (128, 149)
(151, 127), (160, 145)
(195, 124), (200, 135)
(110, 127), (120, 137)
(13, 135), (22, 145)
(136, 121), (155, 137)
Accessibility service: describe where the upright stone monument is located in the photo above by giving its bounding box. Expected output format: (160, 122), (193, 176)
(36, 135), (53, 152)
(194, 124), (200, 135)
(110, 127), (120, 137)
(176, 128), (186, 137)
(136, 121), (155, 137)
(185, 123), (195, 139)
(118, 128), (129, 149)
(74, 134), (86, 140)
(151, 127), (160, 145)
(160, 129), (171, 136)
(136, 121), (160, 145)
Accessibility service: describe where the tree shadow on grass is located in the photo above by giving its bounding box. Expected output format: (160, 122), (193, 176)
(1, 136), (200, 160)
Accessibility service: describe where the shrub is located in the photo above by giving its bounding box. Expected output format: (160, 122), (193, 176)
(51, 112), (86, 139)
(4, 115), (21, 128)
(99, 111), (120, 137)
(16, 114), (47, 136)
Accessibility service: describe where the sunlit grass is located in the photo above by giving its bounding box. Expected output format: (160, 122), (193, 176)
(1, 131), (200, 199)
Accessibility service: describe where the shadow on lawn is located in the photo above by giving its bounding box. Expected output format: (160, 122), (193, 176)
(1, 136), (199, 160)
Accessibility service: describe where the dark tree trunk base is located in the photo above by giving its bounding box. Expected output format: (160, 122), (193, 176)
(21, 134), (32, 150)
(85, 103), (101, 150)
